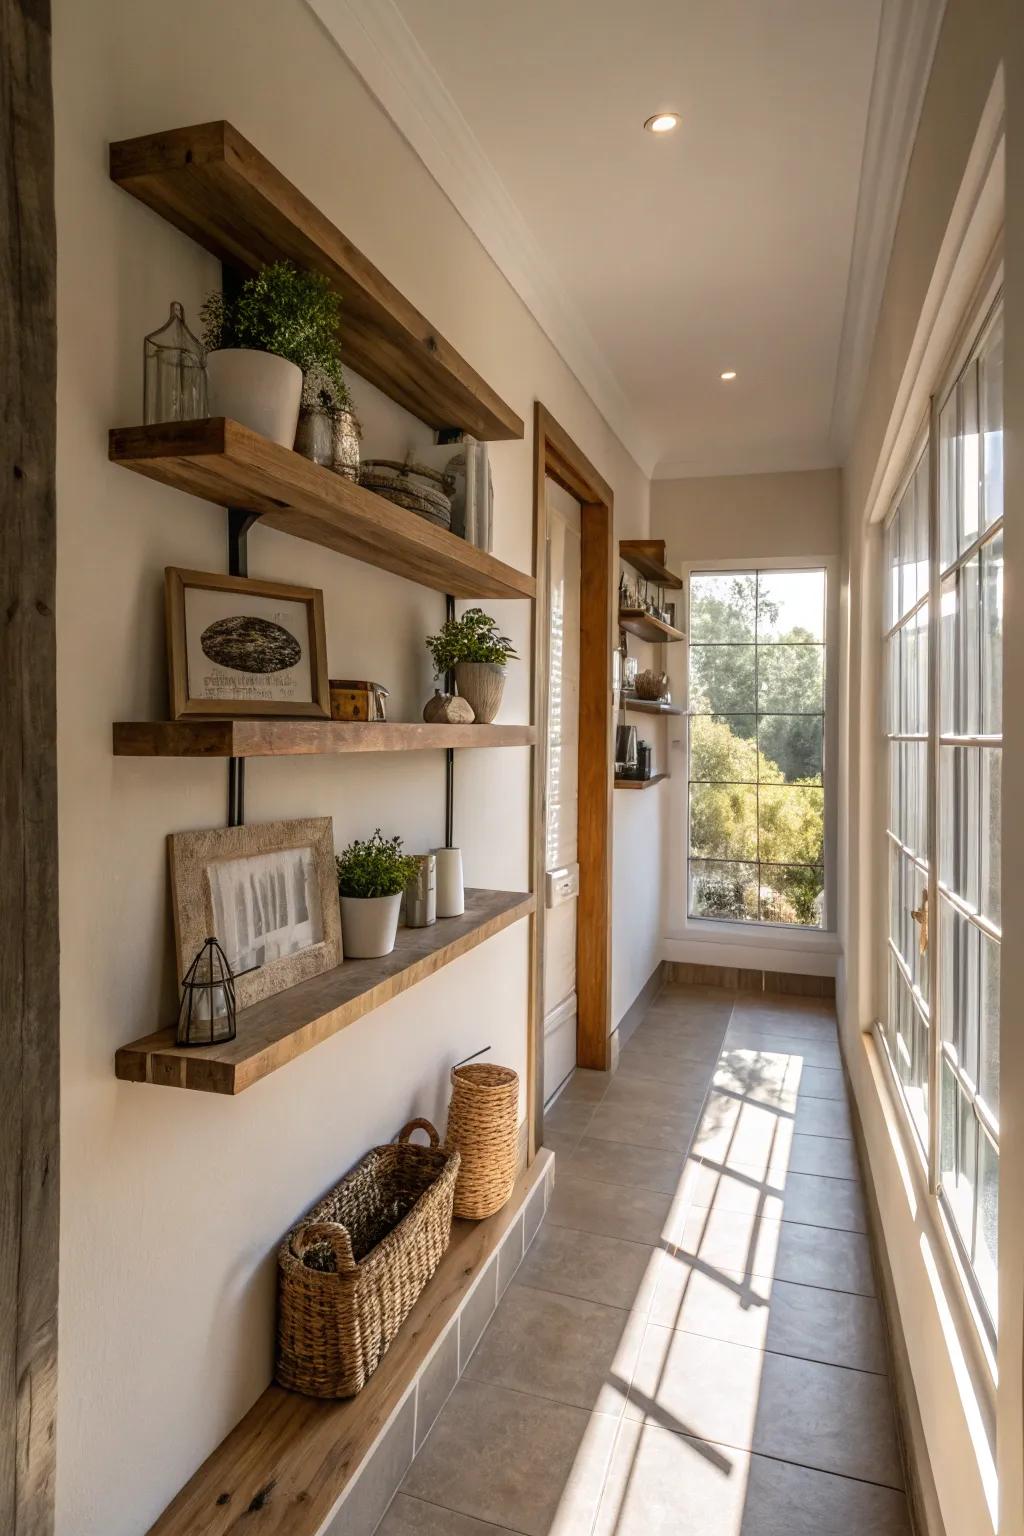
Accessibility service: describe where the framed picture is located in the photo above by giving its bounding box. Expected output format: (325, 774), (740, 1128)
(169, 817), (343, 1012)
(165, 567), (330, 719)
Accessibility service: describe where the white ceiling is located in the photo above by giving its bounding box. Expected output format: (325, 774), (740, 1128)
(312, 0), (944, 479)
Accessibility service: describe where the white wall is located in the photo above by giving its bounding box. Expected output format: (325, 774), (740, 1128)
(52, 3), (659, 1531)
(839, 1), (1020, 1532)
(649, 468), (841, 971)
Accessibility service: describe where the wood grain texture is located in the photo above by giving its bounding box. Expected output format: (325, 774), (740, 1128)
(622, 699), (681, 716)
(109, 419), (535, 600)
(136, 1152), (551, 1536)
(618, 539), (683, 589)
(115, 890), (534, 1094)
(0, 2), (59, 1531)
(113, 719), (535, 757)
(108, 121), (523, 442)
(618, 608), (685, 644)
(614, 773), (669, 790)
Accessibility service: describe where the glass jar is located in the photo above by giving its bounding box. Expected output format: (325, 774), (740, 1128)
(143, 302), (207, 424)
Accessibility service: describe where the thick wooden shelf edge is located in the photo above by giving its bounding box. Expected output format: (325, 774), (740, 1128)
(619, 539), (683, 589)
(113, 720), (536, 758)
(614, 773), (669, 790)
(109, 121), (523, 443)
(618, 609), (686, 644)
(140, 1150), (553, 1536)
(109, 419), (535, 602)
(622, 699), (682, 717)
(115, 889), (536, 1094)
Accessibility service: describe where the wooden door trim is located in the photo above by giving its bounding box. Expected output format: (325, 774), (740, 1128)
(0, 4), (60, 1531)
(529, 405), (613, 1152)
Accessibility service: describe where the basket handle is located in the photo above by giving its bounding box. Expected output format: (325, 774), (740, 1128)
(397, 1117), (439, 1148)
(292, 1220), (356, 1273)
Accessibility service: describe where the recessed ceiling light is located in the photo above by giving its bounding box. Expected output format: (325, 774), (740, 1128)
(720, 370), (737, 381)
(644, 112), (680, 134)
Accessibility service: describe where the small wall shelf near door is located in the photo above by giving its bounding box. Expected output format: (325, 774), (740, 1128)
(622, 699), (682, 717)
(614, 774), (669, 790)
(116, 889), (534, 1095)
(618, 609), (685, 644)
(619, 539), (683, 590)
(109, 420), (535, 601)
(113, 720), (536, 758)
(109, 121), (523, 442)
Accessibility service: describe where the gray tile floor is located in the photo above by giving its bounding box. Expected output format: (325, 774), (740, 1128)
(378, 985), (910, 1535)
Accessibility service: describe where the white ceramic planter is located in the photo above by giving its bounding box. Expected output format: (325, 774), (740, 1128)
(454, 662), (506, 724)
(340, 892), (403, 959)
(206, 348), (303, 447)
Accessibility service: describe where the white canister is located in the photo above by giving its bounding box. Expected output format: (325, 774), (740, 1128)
(432, 846), (465, 918)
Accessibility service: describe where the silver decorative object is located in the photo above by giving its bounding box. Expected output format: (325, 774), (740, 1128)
(331, 408), (361, 481)
(404, 853), (437, 928)
(143, 301), (207, 425)
(294, 406), (333, 466)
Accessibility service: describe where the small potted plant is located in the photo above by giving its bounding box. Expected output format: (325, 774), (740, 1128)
(200, 260), (347, 449)
(425, 607), (517, 723)
(296, 362), (361, 481)
(336, 829), (419, 959)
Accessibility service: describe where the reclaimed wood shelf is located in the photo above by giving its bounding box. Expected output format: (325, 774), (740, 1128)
(113, 719), (535, 758)
(618, 608), (685, 644)
(136, 1151), (551, 1536)
(619, 539), (682, 589)
(115, 889), (534, 1095)
(622, 699), (682, 717)
(109, 120), (523, 442)
(109, 419), (535, 600)
(615, 773), (669, 790)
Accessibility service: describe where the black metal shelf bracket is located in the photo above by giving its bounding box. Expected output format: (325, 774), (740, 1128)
(226, 507), (261, 827)
(444, 593), (455, 847)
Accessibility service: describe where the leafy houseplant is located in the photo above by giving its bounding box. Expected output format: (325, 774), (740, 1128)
(199, 260), (350, 451)
(336, 830), (419, 958)
(425, 608), (518, 724)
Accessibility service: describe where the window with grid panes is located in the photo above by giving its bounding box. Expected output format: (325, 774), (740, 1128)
(879, 295), (1002, 1337)
(687, 569), (827, 928)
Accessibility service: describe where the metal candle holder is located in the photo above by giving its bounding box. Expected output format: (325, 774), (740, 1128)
(176, 936), (239, 1048)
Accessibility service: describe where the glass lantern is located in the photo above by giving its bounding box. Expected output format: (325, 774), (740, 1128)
(176, 937), (237, 1048)
(143, 301), (207, 425)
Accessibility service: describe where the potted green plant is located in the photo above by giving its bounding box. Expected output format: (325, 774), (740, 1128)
(336, 829), (419, 958)
(200, 260), (346, 449)
(296, 362), (361, 481)
(425, 608), (518, 723)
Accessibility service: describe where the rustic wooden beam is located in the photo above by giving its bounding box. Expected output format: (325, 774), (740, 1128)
(0, 1), (59, 1532)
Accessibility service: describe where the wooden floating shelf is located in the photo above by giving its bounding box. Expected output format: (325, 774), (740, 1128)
(109, 419), (535, 601)
(618, 609), (686, 644)
(622, 699), (682, 717)
(109, 120), (523, 442)
(619, 539), (683, 589)
(115, 889), (534, 1095)
(113, 719), (535, 758)
(615, 774), (669, 790)
(138, 1152), (551, 1536)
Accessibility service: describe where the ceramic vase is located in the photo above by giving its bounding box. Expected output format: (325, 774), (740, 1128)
(340, 892), (403, 959)
(454, 662), (505, 724)
(206, 348), (303, 447)
(294, 405), (333, 466)
(432, 847), (465, 917)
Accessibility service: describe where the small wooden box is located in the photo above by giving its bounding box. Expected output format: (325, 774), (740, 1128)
(329, 679), (388, 722)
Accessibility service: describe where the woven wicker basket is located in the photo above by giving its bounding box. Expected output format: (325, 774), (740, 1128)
(446, 1063), (519, 1220)
(276, 1119), (459, 1398)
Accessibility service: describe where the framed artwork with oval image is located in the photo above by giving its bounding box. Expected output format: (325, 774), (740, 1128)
(165, 567), (329, 719)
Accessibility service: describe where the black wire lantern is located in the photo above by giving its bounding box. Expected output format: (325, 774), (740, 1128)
(176, 937), (238, 1047)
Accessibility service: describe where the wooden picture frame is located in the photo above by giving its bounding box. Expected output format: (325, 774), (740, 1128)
(165, 567), (330, 720)
(169, 817), (343, 1012)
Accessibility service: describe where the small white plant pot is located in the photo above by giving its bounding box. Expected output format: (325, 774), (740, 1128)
(340, 892), (403, 959)
(206, 348), (303, 447)
(454, 662), (506, 724)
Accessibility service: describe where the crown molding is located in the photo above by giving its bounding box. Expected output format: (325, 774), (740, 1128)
(829, 0), (947, 459)
(306, 0), (659, 475)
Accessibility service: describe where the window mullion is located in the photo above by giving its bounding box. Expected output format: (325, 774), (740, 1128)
(926, 393), (942, 1195)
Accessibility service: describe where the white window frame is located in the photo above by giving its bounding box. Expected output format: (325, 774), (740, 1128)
(668, 553), (840, 957)
(872, 268), (1004, 1355)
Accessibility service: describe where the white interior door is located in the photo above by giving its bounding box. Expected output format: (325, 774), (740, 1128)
(543, 480), (582, 1101)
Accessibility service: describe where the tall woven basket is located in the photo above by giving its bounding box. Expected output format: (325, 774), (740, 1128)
(276, 1119), (459, 1398)
(446, 1063), (519, 1220)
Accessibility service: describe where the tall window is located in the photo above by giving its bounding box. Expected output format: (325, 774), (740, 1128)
(687, 568), (827, 928)
(880, 295), (1003, 1334)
